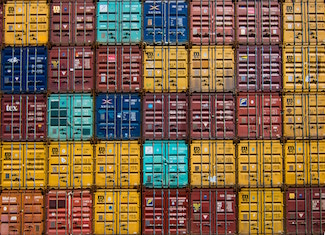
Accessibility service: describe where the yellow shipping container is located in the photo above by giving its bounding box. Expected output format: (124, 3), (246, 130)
(4, 1), (49, 45)
(48, 142), (93, 189)
(143, 46), (188, 92)
(239, 189), (284, 235)
(189, 46), (235, 92)
(1, 142), (46, 189)
(94, 190), (141, 235)
(95, 141), (140, 188)
(238, 141), (283, 187)
(190, 140), (235, 187)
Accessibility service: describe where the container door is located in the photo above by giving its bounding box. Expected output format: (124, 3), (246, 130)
(74, 1), (95, 45)
(283, 94), (304, 138)
(260, 1), (281, 44)
(22, 192), (44, 235)
(304, 46), (325, 92)
(0, 192), (22, 234)
(305, 94), (325, 139)
(70, 191), (92, 234)
(143, 1), (164, 44)
(308, 141), (325, 185)
(216, 190), (237, 234)
(238, 190), (259, 234)
(305, 2), (325, 45)
(238, 141), (259, 187)
(120, 94), (141, 140)
(121, 1), (141, 43)
(143, 47), (164, 92)
(283, 2), (304, 45)
(94, 191), (116, 234)
(310, 188), (325, 234)
(215, 94), (235, 139)
(4, 2), (26, 45)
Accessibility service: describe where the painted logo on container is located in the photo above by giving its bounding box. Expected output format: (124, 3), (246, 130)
(146, 198), (153, 206)
(239, 98), (247, 107)
(5, 105), (18, 112)
(7, 57), (19, 64)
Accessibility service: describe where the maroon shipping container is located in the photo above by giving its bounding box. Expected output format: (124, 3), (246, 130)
(142, 189), (189, 235)
(286, 188), (325, 235)
(0, 191), (44, 235)
(190, 0), (234, 45)
(190, 94), (235, 139)
(190, 189), (236, 235)
(96, 46), (142, 92)
(1, 94), (47, 141)
(46, 190), (92, 235)
(50, 0), (95, 45)
(48, 47), (94, 93)
(143, 93), (188, 140)
(237, 46), (282, 92)
(236, 1), (281, 45)
(237, 93), (282, 139)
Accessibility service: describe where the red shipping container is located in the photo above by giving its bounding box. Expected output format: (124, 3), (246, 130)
(237, 46), (282, 92)
(96, 46), (142, 92)
(50, 0), (95, 45)
(46, 190), (92, 235)
(143, 93), (188, 140)
(48, 46), (94, 93)
(0, 190), (44, 235)
(190, 94), (235, 139)
(189, 0), (234, 45)
(237, 93), (282, 139)
(1, 94), (47, 141)
(190, 189), (236, 235)
(142, 189), (189, 235)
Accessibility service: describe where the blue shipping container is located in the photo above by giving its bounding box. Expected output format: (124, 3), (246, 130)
(144, 0), (188, 44)
(1, 47), (47, 93)
(48, 94), (93, 140)
(96, 93), (141, 140)
(97, 1), (141, 44)
(143, 141), (188, 188)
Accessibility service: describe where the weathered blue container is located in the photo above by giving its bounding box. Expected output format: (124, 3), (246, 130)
(143, 140), (188, 188)
(97, 1), (141, 44)
(48, 94), (93, 140)
(96, 93), (141, 140)
(1, 47), (47, 93)
(143, 0), (188, 44)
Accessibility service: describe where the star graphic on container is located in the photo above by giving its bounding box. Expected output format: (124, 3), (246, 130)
(102, 99), (112, 105)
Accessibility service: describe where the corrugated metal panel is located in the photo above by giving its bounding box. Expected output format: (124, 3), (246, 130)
(95, 94), (141, 140)
(143, 0), (188, 44)
(94, 190), (141, 235)
(95, 141), (140, 188)
(143, 141), (188, 188)
(0, 4), (3, 45)
(190, 140), (235, 188)
(1, 143), (46, 190)
(308, 140), (325, 185)
(143, 46), (188, 92)
(190, 46), (235, 92)
(48, 142), (93, 189)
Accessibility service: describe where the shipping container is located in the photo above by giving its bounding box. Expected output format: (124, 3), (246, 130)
(50, 0), (95, 45)
(238, 141), (283, 187)
(236, 1), (281, 45)
(48, 46), (94, 93)
(0, 4), (3, 45)
(142, 189), (189, 235)
(143, 141), (188, 188)
(283, 93), (325, 139)
(1, 143), (47, 190)
(189, 0), (234, 45)
(239, 189), (284, 234)
(96, 46), (142, 92)
(190, 94), (235, 139)
(0, 191), (44, 235)
(97, 1), (141, 44)
(190, 189), (236, 235)
(94, 190), (141, 235)
(46, 190), (92, 235)
(190, 46), (235, 92)
(95, 141), (141, 188)
(48, 142), (93, 189)
(4, 1), (49, 45)
(190, 140), (235, 188)
(143, 46), (188, 92)
(1, 47), (47, 93)
(237, 46), (282, 92)
(142, 93), (188, 140)
(237, 93), (282, 139)
(95, 93), (141, 140)
(48, 94), (93, 140)
(144, 0), (188, 45)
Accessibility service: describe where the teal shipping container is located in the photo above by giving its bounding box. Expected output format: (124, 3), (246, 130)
(48, 94), (93, 140)
(143, 141), (188, 188)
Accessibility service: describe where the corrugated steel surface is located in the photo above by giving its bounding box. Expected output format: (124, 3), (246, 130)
(143, 93), (188, 140)
(95, 141), (141, 188)
(190, 140), (235, 188)
(143, 141), (188, 188)
(0, 191), (44, 235)
(0, 4), (3, 45)
(95, 93), (141, 140)
(94, 190), (141, 235)
(143, 0), (188, 45)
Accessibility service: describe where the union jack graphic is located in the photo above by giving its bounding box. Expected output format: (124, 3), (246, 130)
(102, 99), (112, 105)
(150, 5), (159, 11)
